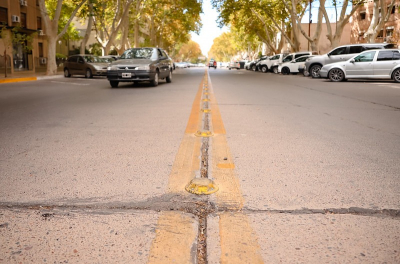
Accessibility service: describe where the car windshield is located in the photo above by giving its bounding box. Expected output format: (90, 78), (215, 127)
(120, 48), (154, 59)
(83, 56), (104, 63)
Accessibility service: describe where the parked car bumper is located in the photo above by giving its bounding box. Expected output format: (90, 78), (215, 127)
(107, 70), (156, 82)
(319, 68), (329, 78)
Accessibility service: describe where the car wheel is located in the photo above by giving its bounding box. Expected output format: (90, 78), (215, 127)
(85, 68), (93, 78)
(64, 68), (71, 77)
(110, 81), (119, 88)
(166, 70), (172, 83)
(252, 65), (256, 71)
(261, 66), (268, 73)
(272, 67), (278, 74)
(328, 68), (345, 82)
(310, 65), (322, 78)
(392, 68), (400, 83)
(303, 70), (309, 77)
(151, 71), (159, 86)
(281, 67), (290, 75)
(229, 68), (231, 70)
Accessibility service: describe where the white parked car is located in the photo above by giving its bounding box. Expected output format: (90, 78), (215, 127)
(278, 55), (314, 75)
(228, 61), (240, 70)
(319, 49), (400, 82)
(175, 62), (188, 68)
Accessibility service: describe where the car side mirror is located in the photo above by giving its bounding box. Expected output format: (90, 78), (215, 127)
(350, 59), (355, 63)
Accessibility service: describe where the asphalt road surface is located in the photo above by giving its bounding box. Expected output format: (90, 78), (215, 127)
(0, 68), (399, 263)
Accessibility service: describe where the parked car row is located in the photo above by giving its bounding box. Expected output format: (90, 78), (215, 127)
(64, 47), (174, 88)
(244, 43), (400, 83)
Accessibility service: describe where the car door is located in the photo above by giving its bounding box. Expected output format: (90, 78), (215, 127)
(374, 50), (399, 77)
(157, 49), (168, 78)
(345, 51), (376, 77)
(326, 46), (348, 64)
(76, 56), (86, 75)
(289, 56), (309, 72)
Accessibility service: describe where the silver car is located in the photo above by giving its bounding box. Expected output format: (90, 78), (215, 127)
(319, 49), (400, 82)
(107, 47), (173, 88)
(305, 43), (396, 78)
(64, 55), (109, 78)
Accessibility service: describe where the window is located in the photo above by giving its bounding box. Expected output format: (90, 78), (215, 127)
(282, 55), (293, 62)
(295, 53), (309, 59)
(37, 17), (42, 30)
(329, 47), (347, 56)
(349, 46), (363, 54)
(377, 30), (384, 38)
(386, 27), (394, 37)
(295, 56), (309, 62)
(360, 11), (366, 20)
(0, 7), (7, 25)
(354, 51), (376, 62)
(21, 13), (27, 28)
(38, 43), (43, 57)
(393, 51), (400, 60)
(377, 51), (394, 61)
(67, 56), (77, 62)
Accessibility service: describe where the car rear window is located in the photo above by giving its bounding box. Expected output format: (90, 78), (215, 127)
(377, 50), (400, 61)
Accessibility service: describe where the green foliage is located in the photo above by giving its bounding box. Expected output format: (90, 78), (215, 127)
(89, 43), (102, 56)
(56, 53), (67, 59)
(0, 25), (37, 53)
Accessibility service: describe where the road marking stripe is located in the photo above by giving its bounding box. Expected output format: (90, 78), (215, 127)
(147, 211), (198, 263)
(148, 77), (204, 263)
(207, 71), (264, 263)
(0, 77), (37, 83)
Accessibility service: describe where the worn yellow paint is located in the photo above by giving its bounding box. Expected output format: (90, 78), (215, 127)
(219, 212), (264, 264)
(147, 212), (197, 264)
(217, 163), (235, 169)
(149, 74), (205, 263)
(0, 77), (37, 84)
(185, 178), (219, 195)
(206, 72), (264, 263)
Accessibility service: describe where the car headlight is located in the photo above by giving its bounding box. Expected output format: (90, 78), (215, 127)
(107, 65), (118, 71)
(94, 65), (102, 70)
(136, 65), (150, 70)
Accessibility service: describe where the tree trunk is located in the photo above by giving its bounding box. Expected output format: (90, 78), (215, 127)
(47, 36), (58, 75)
(81, 4), (93, 54)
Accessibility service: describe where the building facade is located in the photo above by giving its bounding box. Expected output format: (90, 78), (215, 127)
(0, 0), (47, 74)
(351, 0), (400, 45)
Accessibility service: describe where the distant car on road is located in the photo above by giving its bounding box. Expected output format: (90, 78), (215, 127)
(320, 49), (400, 82)
(64, 54), (109, 78)
(106, 47), (173, 88)
(209, 60), (217, 69)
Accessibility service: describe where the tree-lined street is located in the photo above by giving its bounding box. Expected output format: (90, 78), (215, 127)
(1, 69), (399, 262)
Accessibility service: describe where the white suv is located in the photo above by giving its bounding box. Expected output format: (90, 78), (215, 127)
(275, 52), (313, 73)
(257, 54), (286, 73)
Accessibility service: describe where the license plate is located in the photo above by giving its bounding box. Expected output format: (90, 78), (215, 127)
(122, 73), (131, 78)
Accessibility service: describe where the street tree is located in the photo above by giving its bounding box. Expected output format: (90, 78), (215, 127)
(364, 0), (397, 42)
(208, 32), (237, 61)
(38, 0), (87, 75)
(176, 40), (203, 62)
(320, 0), (364, 48)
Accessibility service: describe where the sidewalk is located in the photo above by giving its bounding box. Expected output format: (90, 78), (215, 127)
(0, 69), (63, 84)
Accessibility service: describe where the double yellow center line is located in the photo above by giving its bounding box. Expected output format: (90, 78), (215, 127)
(148, 70), (264, 263)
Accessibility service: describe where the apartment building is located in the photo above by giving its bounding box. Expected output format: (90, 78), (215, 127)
(0, 0), (47, 74)
(351, 0), (400, 45)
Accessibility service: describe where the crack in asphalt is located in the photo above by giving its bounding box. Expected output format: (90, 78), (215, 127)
(0, 201), (399, 218)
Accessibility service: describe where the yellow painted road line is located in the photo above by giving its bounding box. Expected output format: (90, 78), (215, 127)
(207, 72), (264, 263)
(148, 77), (205, 263)
(0, 77), (37, 84)
(147, 211), (198, 264)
